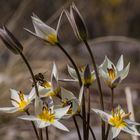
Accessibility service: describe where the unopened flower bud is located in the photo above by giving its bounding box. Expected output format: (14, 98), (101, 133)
(0, 26), (23, 54)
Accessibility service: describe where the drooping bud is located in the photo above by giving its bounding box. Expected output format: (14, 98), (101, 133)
(0, 26), (23, 54)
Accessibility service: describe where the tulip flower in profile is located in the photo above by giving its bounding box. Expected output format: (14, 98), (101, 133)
(63, 64), (96, 87)
(0, 26), (23, 54)
(92, 106), (140, 139)
(18, 96), (70, 131)
(0, 89), (34, 113)
(25, 12), (63, 45)
(64, 2), (88, 41)
(99, 55), (130, 89)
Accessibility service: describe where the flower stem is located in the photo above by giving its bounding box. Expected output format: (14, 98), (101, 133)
(25, 110), (39, 140)
(19, 52), (39, 97)
(86, 87), (91, 140)
(105, 88), (114, 140)
(83, 40), (104, 110)
(83, 40), (105, 139)
(78, 114), (96, 140)
(39, 129), (43, 140)
(56, 43), (82, 86)
(111, 88), (114, 114)
(105, 125), (110, 140)
(45, 127), (49, 140)
(73, 116), (82, 140)
(56, 42), (87, 140)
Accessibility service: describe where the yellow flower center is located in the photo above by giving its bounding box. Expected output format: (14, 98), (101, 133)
(47, 33), (58, 45)
(109, 108), (131, 128)
(107, 65), (116, 80)
(38, 106), (55, 123)
(18, 91), (28, 110)
(11, 91), (28, 111)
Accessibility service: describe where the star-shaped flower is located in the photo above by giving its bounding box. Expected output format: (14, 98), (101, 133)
(0, 89), (34, 113)
(92, 106), (140, 139)
(99, 55), (130, 88)
(18, 97), (70, 131)
(62, 64), (96, 87)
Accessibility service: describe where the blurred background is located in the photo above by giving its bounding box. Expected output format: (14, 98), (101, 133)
(0, 0), (140, 139)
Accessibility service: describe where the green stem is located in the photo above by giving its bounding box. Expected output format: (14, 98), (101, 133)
(83, 40), (105, 140)
(46, 127), (49, 140)
(56, 43), (86, 140)
(19, 52), (39, 97)
(26, 110), (40, 140)
(78, 114), (96, 140)
(86, 87), (91, 140)
(73, 116), (82, 140)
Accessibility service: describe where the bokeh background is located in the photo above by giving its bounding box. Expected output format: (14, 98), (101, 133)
(0, 0), (140, 139)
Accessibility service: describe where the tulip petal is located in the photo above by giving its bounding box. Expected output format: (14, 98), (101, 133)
(120, 63), (130, 80)
(64, 9), (78, 39)
(111, 127), (121, 139)
(67, 65), (78, 79)
(92, 109), (111, 122)
(122, 125), (140, 136)
(35, 97), (43, 115)
(18, 115), (39, 121)
(55, 105), (70, 119)
(53, 120), (69, 131)
(61, 88), (75, 100)
(31, 14), (56, 38)
(125, 119), (140, 126)
(0, 106), (18, 113)
(116, 55), (124, 71)
(36, 120), (50, 128)
(56, 10), (64, 33)
(99, 69), (109, 81)
(10, 89), (20, 103)
(59, 78), (78, 82)
(51, 62), (58, 81)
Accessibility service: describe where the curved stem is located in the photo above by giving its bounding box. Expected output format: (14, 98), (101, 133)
(78, 114), (96, 140)
(56, 43), (87, 139)
(26, 110), (40, 140)
(56, 43), (82, 86)
(83, 40), (104, 110)
(83, 40), (105, 139)
(19, 52), (39, 97)
(73, 116), (82, 140)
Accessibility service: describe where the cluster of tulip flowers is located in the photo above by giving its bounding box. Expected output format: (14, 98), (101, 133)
(0, 2), (140, 140)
